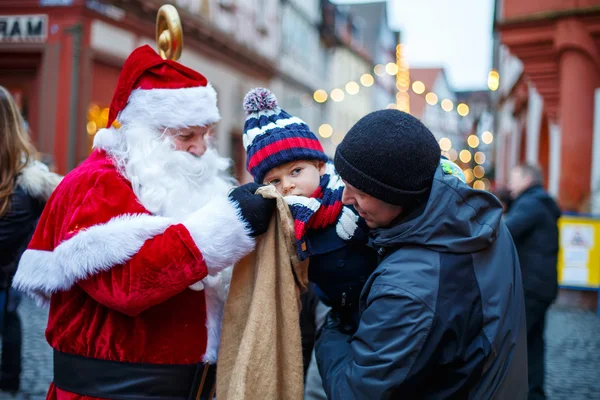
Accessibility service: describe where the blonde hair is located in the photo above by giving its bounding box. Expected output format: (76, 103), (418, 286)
(0, 86), (35, 217)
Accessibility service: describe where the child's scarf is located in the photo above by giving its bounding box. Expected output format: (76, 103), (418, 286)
(285, 163), (365, 261)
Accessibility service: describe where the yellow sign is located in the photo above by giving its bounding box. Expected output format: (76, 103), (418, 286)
(557, 216), (600, 288)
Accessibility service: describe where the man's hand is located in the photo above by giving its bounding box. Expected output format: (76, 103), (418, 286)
(229, 183), (276, 237)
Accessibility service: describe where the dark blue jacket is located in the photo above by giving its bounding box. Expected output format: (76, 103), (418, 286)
(307, 224), (377, 325)
(504, 185), (560, 302)
(315, 165), (528, 399)
(0, 185), (44, 290)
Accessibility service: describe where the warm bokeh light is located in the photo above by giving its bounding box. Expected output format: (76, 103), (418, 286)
(385, 62), (399, 75)
(374, 64), (386, 76)
(318, 124), (333, 138)
(360, 73), (374, 87)
(448, 148), (458, 162)
(426, 92), (438, 105)
(331, 131), (345, 146)
(482, 178), (491, 190)
(441, 99), (454, 112)
(439, 137), (452, 152)
(345, 81), (360, 95)
(459, 149), (472, 163)
(473, 180), (486, 190)
(457, 103), (470, 116)
(474, 151), (486, 164)
(464, 168), (474, 184)
(313, 89), (328, 103)
(488, 70), (500, 91)
(467, 135), (480, 148)
(482, 131), (494, 144)
(86, 121), (97, 135)
(412, 81), (425, 94)
(473, 165), (485, 179)
(330, 88), (345, 102)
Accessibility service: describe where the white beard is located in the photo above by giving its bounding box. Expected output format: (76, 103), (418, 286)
(105, 122), (236, 220)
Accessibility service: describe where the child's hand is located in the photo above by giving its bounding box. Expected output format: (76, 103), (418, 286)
(229, 183), (276, 237)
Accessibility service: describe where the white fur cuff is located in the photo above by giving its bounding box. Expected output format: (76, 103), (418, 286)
(183, 197), (255, 275)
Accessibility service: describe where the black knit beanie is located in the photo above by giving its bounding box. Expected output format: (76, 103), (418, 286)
(334, 109), (440, 206)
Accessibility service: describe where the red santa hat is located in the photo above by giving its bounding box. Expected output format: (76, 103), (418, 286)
(106, 44), (220, 129)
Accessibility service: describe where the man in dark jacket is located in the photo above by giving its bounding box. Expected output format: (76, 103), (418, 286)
(505, 164), (560, 400)
(315, 109), (528, 399)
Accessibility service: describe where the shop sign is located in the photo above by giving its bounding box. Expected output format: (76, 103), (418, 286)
(0, 15), (48, 43)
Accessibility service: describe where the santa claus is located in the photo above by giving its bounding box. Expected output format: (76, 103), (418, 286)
(12, 45), (274, 399)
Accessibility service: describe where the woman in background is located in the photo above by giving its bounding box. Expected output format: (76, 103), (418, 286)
(0, 86), (61, 393)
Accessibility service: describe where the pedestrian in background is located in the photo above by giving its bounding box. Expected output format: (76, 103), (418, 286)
(494, 186), (513, 213)
(505, 164), (561, 400)
(0, 86), (61, 393)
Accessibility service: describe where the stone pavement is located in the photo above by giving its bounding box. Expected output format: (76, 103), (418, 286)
(1, 298), (599, 399)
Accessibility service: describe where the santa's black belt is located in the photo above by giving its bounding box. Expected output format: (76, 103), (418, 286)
(53, 349), (216, 400)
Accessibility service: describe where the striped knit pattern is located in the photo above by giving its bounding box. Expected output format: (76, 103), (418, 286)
(243, 88), (328, 184)
(285, 163), (365, 261)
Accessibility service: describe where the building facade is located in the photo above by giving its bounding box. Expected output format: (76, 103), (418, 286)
(0, 0), (280, 177)
(319, 0), (382, 156)
(270, 0), (328, 158)
(494, 0), (600, 211)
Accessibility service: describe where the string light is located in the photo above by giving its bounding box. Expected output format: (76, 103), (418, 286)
(330, 89), (345, 102)
(447, 148), (458, 162)
(464, 168), (474, 184)
(313, 90), (328, 103)
(488, 69), (500, 91)
(467, 135), (480, 148)
(412, 81), (425, 94)
(374, 64), (386, 76)
(396, 43), (410, 112)
(439, 137), (452, 152)
(86, 121), (97, 135)
(474, 151), (486, 164)
(473, 165), (485, 179)
(459, 149), (472, 163)
(310, 61), (475, 119)
(345, 81), (360, 95)
(425, 92), (438, 105)
(473, 180), (485, 190)
(482, 131), (494, 144)
(386, 62), (399, 75)
(318, 124), (333, 138)
(481, 178), (491, 190)
(360, 73), (374, 87)
(441, 99), (454, 112)
(457, 103), (469, 116)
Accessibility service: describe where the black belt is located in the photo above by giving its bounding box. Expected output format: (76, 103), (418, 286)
(53, 349), (216, 400)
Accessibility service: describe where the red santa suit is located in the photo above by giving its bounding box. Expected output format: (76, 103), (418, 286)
(12, 45), (254, 400)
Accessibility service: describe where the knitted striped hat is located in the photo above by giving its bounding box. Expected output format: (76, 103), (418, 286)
(243, 88), (328, 183)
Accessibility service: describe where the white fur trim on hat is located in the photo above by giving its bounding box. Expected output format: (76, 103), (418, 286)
(118, 84), (220, 128)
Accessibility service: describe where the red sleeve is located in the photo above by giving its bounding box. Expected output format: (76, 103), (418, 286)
(77, 223), (207, 316)
(67, 172), (210, 316)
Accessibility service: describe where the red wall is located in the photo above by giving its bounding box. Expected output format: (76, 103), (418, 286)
(502, 0), (599, 20)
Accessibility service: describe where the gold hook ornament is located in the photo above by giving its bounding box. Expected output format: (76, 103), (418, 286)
(156, 4), (183, 61)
